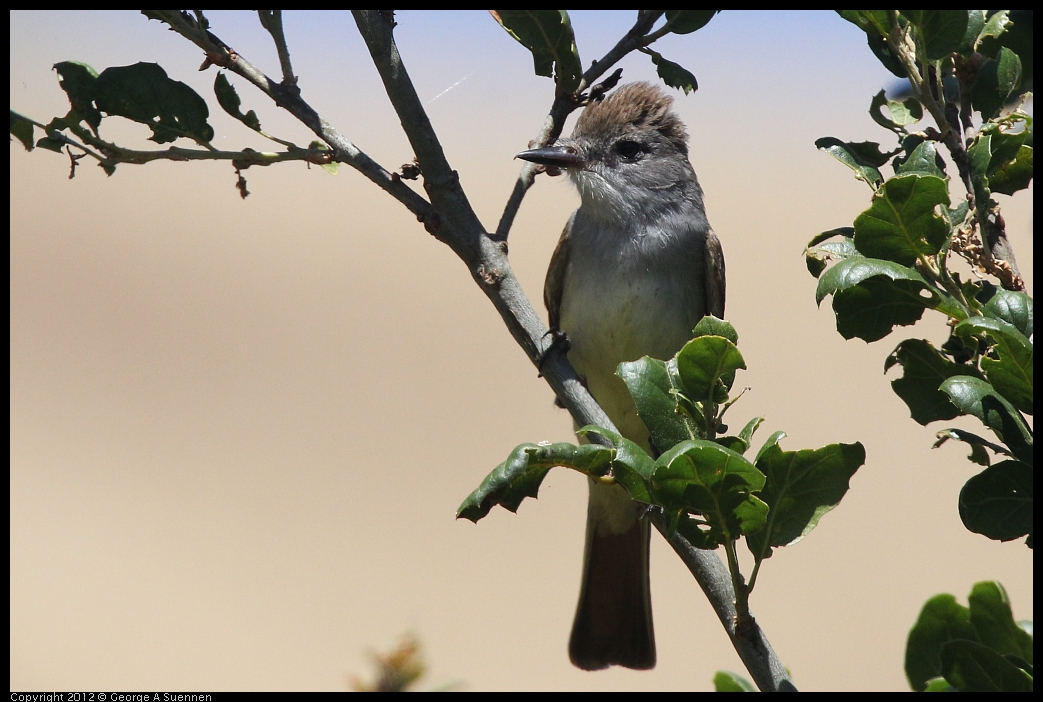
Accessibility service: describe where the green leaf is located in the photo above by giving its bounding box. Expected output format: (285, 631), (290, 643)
(923, 677), (956, 691)
(691, 315), (737, 344)
(814, 137), (883, 188)
(214, 72), (261, 131)
(972, 47), (1022, 121)
(957, 11), (987, 53)
(975, 10), (1011, 49)
(918, 11), (970, 60)
(837, 10), (893, 36)
(93, 62), (215, 144)
(955, 317), (1033, 415)
(853, 174), (950, 267)
(894, 139), (946, 178)
(959, 461), (1033, 543)
(577, 425), (655, 503)
(712, 670), (756, 692)
(939, 376), (1032, 463)
(53, 61), (102, 132)
(307, 140), (338, 176)
(982, 289), (1033, 338)
(675, 334), (746, 398)
(456, 442), (612, 522)
(10, 111), (35, 151)
(746, 441), (865, 558)
(967, 581), (1034, 662)
(933, 427), (1011, 464)
(663, 10), (718, 35)
(989, 145), (1033, 195)
(940, 639), (1033, 691)
(617, 357), (695, 454)
(490, 11), (582, 94)
(805, 228), (857, 278)
(642, 48), (697, 94)
(905, 593), (977, 691)
(651, 440), (765, 545)
(737, 416), (764, 454)
(816, 257), (936, 343)
(35, 136), (65, 153)
(754, 430), (786, 464)
(869, 89), (924, 132)
(885, 339), (982, 424)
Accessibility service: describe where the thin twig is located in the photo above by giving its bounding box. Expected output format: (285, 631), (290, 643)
(257, 10), (298, 91)
(145, 10), (433, 223)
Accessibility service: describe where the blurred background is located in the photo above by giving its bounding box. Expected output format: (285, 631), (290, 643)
(10, 10), (1032, 692)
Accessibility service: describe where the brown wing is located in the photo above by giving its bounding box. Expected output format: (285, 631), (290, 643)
(704, 229), (726, 318)
(543, 217), (573, 330)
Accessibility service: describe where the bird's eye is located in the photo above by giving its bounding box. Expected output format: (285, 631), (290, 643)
(615, 140), (643, 161)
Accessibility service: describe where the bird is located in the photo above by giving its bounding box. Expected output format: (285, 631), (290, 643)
(516, 81), (725, 671)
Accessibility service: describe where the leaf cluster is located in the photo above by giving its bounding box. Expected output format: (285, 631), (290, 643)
(459, 317), (865, 610)
(905, 581), (1032, 691)
(809, 10), (1032, 548)
(490, 10), (717, 96)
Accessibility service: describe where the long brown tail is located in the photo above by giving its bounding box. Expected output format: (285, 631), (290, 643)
(569, 498), (655, 670)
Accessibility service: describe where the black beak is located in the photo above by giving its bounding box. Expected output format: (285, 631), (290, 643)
(515, 146), (585, 168)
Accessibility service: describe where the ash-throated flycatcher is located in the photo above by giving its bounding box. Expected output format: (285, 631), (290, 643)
(517, 82), (725, 671)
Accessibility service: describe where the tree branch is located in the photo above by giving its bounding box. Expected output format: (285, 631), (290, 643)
(650, 512), (792, 692)
(257, 10), (298, 91)
(144, 10), (433, 224)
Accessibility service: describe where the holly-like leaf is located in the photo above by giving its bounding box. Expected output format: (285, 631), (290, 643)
(746, 441), (865, 558)
(989, 145), (1033, 195)
(577, 425), (655, 503)
(940, 376), (1032, 463)
(805, 228), (857, 278)
(816, 257), (938, 342)
(905, 593), (978, 691)
(815, 137), (883, 188)
(214, 72), (261, 131)
(982, 289), (1033, 338)
(972, 47), (1022, 121)
(886, 339), (982, 425)
(869, 89), (924, 132)
(713, 671), (756, 692)
(955, 317), (1033, 415)
(959, 461), (1033, 543)
(675, 334), (746, 398)
(93, 62), (215, 144)
(917, 11), (970, 60)
(940, 640), (1033, 691)
(966, 581), (1034, 661)
(10, 111), (35, 151)
(456, 442), (612, 522)
(490, 11), (582, 94)
(651, 440), (765, 545)
(853, 174), (950, 267)
(691, 315), (737, 344)
(53, 61), (101, 132)
(663, 10), (718, 35)
(617, 357), (694, 454)
(894, 139), (946, 178)
(643, 48), (697, 94)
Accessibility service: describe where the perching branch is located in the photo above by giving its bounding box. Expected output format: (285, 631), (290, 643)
(348, 9), (787, 689)
(650, 512), (791, 692)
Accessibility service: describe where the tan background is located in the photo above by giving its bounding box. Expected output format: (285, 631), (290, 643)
(10, 10), (1033, 692)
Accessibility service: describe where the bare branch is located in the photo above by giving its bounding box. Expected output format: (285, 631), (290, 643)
(145, 10), (433, 223)
(257, 10), (298, 91)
